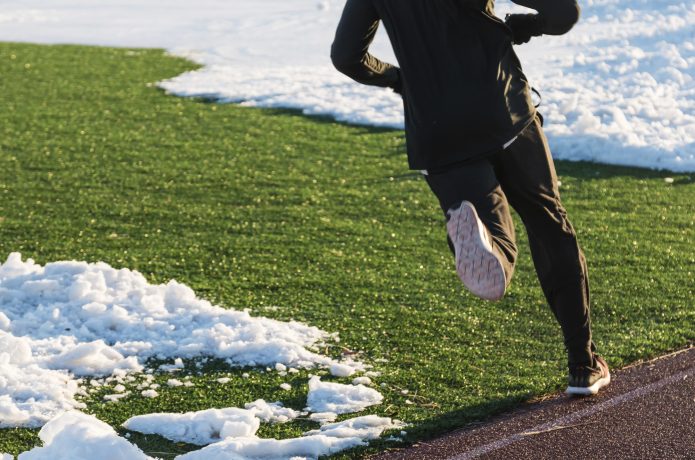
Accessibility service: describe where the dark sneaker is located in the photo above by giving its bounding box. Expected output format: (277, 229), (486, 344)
(446, 201), (506, 301)
(566, 355), (611, 396)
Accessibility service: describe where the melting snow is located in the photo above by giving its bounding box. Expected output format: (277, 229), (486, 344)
(244, 400), (302, 424)
(305, 376), (383, 415)
(0, 253), (364, 427)
(173, 415), (402, 460)
(16, 411), (153, 460)
(304, 415), (405, 440)
(123, 407), (262, 445)
(2, 252), (395, 458)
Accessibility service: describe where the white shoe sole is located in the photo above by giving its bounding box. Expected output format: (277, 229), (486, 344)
(446, 201), (506, 301)
(566, 373), (611, 396)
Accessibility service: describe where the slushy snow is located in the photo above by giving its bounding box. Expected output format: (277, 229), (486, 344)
(0, 253), (364, 427)
(0, 0), (691, 170)
(305, 376), (383, 414)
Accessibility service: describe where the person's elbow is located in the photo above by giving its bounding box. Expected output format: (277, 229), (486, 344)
(330, 43), (358, 76)
(544, 0), (581, 35)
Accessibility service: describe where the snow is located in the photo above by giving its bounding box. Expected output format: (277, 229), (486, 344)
(0, 0), (691, 171)
(304, 415), (405, 440)
(0, 253), (364, 427)
(122, 400), (303, 445)
(0, 332), (85, 428)
(174, 415), (402, 460)
(308, 412), (338, 424)
(16, 411), (153, 460)
(329, 362), (355, 378)
(123, 407), (261, 445)
(244, 400), (301, 424)
(18, 409), (402, 460)
(174, 434), (364, 460)
(304, 376), (383, 415)
(1, 252), (391, 457)
(351, 377), (372, 386)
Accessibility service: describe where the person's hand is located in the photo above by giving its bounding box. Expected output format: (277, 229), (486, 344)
(505, 14), (545, 45)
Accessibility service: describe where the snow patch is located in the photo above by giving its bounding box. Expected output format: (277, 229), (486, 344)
(244, 400), (301, 424)
(16, 411), (153, 460)
(174, 433), (365, 460)
(329, 362), (356, 378)
(304, 415), (405, 440)
(305, 376), (383, 414)
(174, 414), (402, 460)
(123, 408), (261, 445)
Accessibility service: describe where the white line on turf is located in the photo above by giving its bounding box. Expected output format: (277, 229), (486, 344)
(447, 364), (695, 460)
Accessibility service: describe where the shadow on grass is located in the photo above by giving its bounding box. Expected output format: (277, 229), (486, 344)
(337, 393), (537, 459)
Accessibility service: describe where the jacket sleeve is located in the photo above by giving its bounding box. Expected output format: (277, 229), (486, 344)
(330, 0), (401, 91)
(511, 0), (581, 35)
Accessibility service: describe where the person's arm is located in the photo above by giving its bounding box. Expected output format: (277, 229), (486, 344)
(505, 0), (581, 44)
(330, 0), (401, 93)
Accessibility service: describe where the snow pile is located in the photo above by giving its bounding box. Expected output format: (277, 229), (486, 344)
(0, 0), (691, 170)
(305, 376), (383, 415)
(16, 411), (153, 460)
(123, 407), (261, 445)
(0, 253), (364, 427)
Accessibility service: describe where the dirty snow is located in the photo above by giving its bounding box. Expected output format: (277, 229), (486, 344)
(0, 0), (692, 171)
(0, 253), (364, 427)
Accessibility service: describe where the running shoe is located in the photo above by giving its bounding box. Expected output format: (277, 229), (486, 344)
(446, 201), (506, 301)
(566, 355), (611, 396)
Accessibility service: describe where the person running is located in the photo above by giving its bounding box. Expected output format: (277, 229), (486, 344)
(330, 0), (610, 396)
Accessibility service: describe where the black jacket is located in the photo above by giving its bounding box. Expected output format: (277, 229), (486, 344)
(331, 0), (580, 170)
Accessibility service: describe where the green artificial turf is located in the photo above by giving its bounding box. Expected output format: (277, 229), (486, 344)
(0, 42), (693, 458)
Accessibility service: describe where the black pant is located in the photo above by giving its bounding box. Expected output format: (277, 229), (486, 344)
(425, 116), (595, 366)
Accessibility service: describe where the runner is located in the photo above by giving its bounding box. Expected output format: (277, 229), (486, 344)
(330, 0), (610, 396)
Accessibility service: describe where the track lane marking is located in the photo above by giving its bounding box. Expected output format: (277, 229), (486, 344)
(447, 364), (695, 460)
